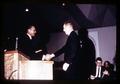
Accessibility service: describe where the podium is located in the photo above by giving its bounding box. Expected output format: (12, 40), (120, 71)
(4, 50), (54, 80)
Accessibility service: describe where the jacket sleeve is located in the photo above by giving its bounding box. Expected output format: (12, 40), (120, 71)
(65, 33), (78, 64)
(54, 45), (66, 57)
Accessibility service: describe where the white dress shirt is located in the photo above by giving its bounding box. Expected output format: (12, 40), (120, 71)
(95, 66), (101, 78)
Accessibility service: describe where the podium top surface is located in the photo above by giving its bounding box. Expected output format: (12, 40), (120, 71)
(27, 61), (54, 64)
(4, 50), (30, 59)
(5, 50), (24, 54)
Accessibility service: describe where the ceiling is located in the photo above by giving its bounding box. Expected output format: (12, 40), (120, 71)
(2, 3), (116, 37)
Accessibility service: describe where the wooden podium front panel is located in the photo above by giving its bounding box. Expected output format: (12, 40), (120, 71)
(19, 61), (54, 80)
(4, 51), (29, 80)
(4, 52), (19, 80)
(4, 52), (15, 79)
(4, 51), (54, 80)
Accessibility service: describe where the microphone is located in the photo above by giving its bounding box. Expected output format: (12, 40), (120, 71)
(15, 37), (18, 50)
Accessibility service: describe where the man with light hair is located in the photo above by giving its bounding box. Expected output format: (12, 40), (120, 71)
(43, 20), (79, 79)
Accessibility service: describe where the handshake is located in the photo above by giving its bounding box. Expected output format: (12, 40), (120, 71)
(42, 53), (55, 61)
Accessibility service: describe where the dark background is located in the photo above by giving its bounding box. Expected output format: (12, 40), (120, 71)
(1, 2), (117, 82)
(1, 3), (116, 50)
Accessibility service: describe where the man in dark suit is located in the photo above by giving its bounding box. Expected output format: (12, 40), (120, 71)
(77, 28), (96, 80)
(90, 57), (104, 80)
(18, 25), (47, 60)
(43, 20), (79, 79)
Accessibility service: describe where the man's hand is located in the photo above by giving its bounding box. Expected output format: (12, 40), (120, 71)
(90, 75), (95, 80)
(42, 55), (46, 61)
(45, 54), (53, 61)
(42, 54), (55, 61)
(35, 49), (42, 53)
(62, 63), (69, 71)
(103, 70), (109, 76)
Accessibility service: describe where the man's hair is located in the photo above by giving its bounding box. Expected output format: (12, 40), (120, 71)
(27, 25), (36, 30)
(64, 20), (73, 26)
(63, 20), (77, 30)
(104, 61), (111, 66)
(96, 57), (102, 62)
(24, 25), (36, 33)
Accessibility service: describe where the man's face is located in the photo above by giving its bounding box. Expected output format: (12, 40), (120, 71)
(63, 24), (72, 36)
(27, 26), (37, 37)
(96, 60), (102, 67)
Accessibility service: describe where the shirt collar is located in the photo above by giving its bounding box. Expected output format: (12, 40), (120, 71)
(27, 33), (32, 40)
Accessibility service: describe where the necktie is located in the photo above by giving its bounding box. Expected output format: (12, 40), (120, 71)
(95, 66), (98, 78)
(98, 67), (101, 78)
(95, 66), (101, 78)
(97, 67), (100, 77)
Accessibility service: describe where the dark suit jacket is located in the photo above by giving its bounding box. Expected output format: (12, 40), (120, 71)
(18, 34), (47, 60)
(53, 31), (79, 79)
(75, 37), (96, 79)
(102, 65), (115, 80)
(54, 31), (79, 66)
